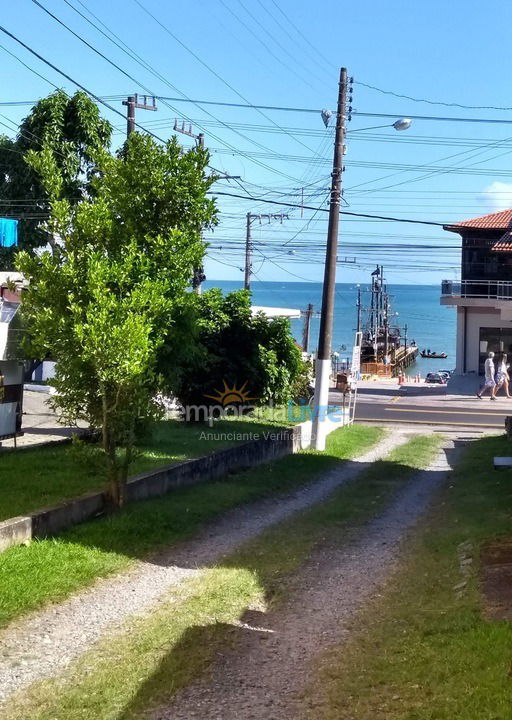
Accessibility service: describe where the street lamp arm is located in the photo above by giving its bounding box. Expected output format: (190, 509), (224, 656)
(347, 118), (412, 133)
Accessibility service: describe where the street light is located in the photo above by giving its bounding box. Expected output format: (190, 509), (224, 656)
(346, 118), (413, 133)
(311, 71), (412, 450)
(392, 118), (412, 131)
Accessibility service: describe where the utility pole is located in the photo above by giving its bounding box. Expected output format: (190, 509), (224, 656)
(174, 120), (207, 294)
(245, 213), (288, 290)
(173, 119), (204, 148)
(311, 67), (349, 450)
(245, 212), (252, 291)
(302, 303), (314, 353)
(403, 323), (408, 350)
(356, 286), (362, 333)
(122, 94), (157, 137)
(383, 300), (389, 363)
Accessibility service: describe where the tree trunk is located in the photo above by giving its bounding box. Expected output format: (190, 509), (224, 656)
(101, 388), (122, 509)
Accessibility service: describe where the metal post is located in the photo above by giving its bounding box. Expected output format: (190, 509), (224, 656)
(245, 212), (252, 291)
(356, 286), (361, 334)
(311, 67), (348, 450)
(384, 311), (389, 364)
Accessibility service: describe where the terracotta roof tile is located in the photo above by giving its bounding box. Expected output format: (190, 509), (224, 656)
(492, 230), (512, 252)
(444, 208), (512, 231)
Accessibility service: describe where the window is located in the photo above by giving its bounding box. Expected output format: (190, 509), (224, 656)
(479, 327), (512, 374)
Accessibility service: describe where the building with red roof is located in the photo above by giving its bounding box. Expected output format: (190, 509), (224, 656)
(441, 209), (512, 374)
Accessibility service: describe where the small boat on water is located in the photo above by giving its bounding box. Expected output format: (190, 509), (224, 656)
(420, 350), (448, 359)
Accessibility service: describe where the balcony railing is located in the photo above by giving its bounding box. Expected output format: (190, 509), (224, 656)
(441, 279), (512, 300)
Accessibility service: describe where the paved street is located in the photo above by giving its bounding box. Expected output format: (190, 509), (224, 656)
(0, 390), (84, 450)
(331, 376), (511, 430)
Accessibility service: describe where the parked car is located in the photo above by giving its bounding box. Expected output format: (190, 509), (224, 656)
(437, 371), (451, 381)
(425, 372), (447, 384)
(438, 369), (453, 377)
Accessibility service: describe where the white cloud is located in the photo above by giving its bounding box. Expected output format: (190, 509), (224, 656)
(478, 181), (512, 211)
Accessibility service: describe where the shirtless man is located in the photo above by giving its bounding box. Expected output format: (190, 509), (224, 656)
(477, 351), (496, 400)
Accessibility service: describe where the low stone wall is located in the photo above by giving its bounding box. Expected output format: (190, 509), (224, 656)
(0, 416), (350, 553)
(0, 424), (309, 553)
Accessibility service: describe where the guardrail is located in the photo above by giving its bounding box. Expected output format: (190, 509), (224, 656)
(441, 279), (512, 300)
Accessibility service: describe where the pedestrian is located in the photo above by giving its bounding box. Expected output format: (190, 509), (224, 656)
(477, 351), (496, 399)
(494, 353), (511, 398)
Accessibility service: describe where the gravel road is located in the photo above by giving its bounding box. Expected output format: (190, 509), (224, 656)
(153, 436), (465, 720)
(0, 430), (405, 703)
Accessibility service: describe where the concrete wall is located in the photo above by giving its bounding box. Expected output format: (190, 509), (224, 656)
(0, 419), (332, 553)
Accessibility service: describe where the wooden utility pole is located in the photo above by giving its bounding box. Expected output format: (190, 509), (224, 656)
(122, 94), (157, 137)
(245, 213), (288, 290)
(302, 303), (314, 353)
(311, 67), (349, 450)
(174, 121), (207, 294)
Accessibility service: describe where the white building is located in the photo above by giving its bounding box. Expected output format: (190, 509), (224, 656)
(441, 209), (512, 375)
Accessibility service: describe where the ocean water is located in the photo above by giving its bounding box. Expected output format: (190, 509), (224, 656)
(202, 280), (457, 376)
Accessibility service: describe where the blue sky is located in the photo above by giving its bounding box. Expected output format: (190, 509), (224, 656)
(2, 0), (512, 285)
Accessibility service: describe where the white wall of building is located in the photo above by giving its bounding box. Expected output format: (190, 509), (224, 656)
(456, 306), (511, 374)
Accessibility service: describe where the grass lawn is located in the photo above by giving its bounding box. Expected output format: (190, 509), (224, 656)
(0, 413), (296, 522)
(0, 424), (383, 628)
(300, 432), (512, 719)
(0, 433), (442, 720)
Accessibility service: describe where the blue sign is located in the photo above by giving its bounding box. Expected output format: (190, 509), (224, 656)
(0, 218), (18, 248)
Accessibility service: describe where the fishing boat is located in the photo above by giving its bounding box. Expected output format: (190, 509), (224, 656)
(358, 266), (418, 376)
(420, 350), (448, 359)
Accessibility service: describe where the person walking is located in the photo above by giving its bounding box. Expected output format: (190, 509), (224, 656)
(477, 351), (496, 399)
(494, 353), (511, 398)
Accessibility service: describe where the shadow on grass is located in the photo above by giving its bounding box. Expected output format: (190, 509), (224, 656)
(116, 613), (270, 720)
(8, 431), (512, 720)
(62, 448), (352, 561)
(109, 440), (475, 719)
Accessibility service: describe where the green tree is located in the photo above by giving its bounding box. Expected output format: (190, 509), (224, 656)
(167, 288), (304, 415)
(17, 132), (217, 506)
(0, 90), (111, 267)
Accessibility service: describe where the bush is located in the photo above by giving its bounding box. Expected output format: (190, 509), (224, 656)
(163, 289), (305, 415)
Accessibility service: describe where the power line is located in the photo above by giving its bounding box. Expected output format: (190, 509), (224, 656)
(228, 0), (329, 92)
(139, 97), (512, 126)
(29, 1), (306, 183)
(210, 190), (447, 225)
(0, 23), (168, 143)
(253, 0), (333, 81)
(131, 0), (318, 155)
(0, 42), (61, 91)
(356, 80), (512, 111)
(267, 0), (335, 72)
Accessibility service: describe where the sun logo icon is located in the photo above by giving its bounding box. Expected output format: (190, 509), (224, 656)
(204, 380), (258, 407)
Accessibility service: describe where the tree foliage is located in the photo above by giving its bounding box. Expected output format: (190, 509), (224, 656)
(167, 288), (304, 413)
(0, 90), (111, 267)
(17, 132), (217, 506)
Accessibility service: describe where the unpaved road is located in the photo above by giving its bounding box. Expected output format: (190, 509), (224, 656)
(153, 436), (466, 720)
(0, 431), (405, 703)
